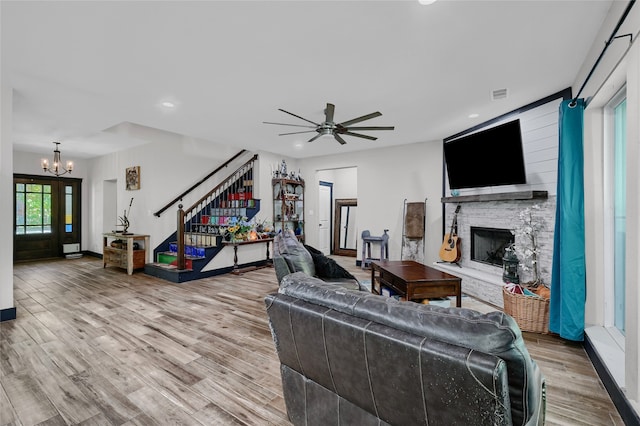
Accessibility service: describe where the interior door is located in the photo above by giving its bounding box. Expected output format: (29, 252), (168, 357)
(318, 182), (332, 254)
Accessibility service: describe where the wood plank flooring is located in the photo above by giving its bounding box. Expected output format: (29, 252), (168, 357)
(1, 257), (623, 425)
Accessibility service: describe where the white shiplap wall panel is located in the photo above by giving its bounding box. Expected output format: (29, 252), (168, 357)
(445, 96), (562, 197)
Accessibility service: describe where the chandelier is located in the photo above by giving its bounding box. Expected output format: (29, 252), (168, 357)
(41, 142), (73, 176)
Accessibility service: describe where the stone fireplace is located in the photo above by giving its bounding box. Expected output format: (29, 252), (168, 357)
(434, 192), (555, 307)
(470, 226), (514, 267)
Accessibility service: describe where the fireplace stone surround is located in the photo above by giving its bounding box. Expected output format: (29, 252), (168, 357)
(434, 194), (555, 308)
(470, 226), (515, 267)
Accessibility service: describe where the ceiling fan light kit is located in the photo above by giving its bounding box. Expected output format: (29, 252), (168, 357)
(264, 103), (394, 145)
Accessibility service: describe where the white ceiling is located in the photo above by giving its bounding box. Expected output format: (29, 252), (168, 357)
(2, 1), (613, 160)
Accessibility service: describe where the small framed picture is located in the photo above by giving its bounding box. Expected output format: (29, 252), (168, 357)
(126, 166), (140, 191)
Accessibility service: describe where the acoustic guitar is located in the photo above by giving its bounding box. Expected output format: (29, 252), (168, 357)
(439, 205), (461, 263)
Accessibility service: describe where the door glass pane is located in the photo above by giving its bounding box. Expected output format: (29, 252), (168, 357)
(65, 185), (73, 232)
(26, 183), (41, 192)
(614, 98), (626, 334)
(16, 192), (24, 226)
(26, 193), (42, 226)
(18, 183), (52, 234)
(43, 193), (51, 226)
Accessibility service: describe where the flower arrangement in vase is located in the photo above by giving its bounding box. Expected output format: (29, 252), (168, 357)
(225, 216), (253, 241)
(510, 204), (545, 287)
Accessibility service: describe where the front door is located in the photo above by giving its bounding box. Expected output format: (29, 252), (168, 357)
(14, 174), (82, 261)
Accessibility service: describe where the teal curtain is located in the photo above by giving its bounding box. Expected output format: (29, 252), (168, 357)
(549, 99), (586, 341)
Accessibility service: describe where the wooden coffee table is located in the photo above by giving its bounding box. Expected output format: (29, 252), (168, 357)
(371, 260), (462, 307)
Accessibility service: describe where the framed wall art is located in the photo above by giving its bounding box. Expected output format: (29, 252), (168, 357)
(126, 166), (140, 191)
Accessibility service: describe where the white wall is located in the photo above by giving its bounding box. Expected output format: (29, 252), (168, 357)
(318, 167), (358, 200)
(84, 137), (257, 257)
(0, 86), (14, 313)
(300, 141), (443, 265)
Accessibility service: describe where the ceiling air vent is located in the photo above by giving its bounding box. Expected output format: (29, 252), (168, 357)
(492, 88), (508, 101)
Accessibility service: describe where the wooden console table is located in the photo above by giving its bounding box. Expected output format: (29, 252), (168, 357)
(222, 238), (274, 274)
(103, 233), (150, 275)
(371, 260), (462, 307)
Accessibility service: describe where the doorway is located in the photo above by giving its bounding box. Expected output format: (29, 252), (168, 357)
(318, 181), (333, 254)
(317, 167), (358, 255)
(14, 174), (82, 261)
(333, 198), (357, 257)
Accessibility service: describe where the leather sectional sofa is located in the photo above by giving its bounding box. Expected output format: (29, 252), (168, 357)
(272, 230), (362, 290)
(265, 272), (546, 425)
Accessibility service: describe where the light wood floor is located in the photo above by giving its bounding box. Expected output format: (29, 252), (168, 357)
(1, 257), (623, 425)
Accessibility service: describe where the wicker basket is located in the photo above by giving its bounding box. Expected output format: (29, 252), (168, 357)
(502, 287), (550, 334)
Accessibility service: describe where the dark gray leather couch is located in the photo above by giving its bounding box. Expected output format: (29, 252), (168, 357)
(265, 272), (545, 426)
(272, 230), (362, 290)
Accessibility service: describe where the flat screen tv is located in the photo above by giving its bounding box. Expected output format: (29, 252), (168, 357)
(443, 119), (526, 190)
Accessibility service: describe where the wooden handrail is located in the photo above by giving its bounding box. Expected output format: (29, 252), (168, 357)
(154, 149), (248, 217)
(185, 154), (258, 214)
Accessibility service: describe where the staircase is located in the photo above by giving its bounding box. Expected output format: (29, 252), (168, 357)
(144, 154), (262, 283)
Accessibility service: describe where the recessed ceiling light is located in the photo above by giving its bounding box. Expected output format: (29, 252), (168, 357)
(161, 101), (176, 109)
(468, 113), (479, 118)
(418, 0), (437, 5)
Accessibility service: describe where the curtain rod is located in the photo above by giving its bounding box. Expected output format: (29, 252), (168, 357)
(571, 0), (636, 106)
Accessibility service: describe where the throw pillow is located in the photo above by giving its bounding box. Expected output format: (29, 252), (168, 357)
(304, 244), (357, 281)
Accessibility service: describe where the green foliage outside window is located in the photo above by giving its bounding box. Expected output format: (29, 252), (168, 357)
(15, 183), (52, 234)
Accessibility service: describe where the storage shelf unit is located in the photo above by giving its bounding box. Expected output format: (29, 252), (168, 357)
(273, 178), (304, 240)
(103, 233), (150, 275)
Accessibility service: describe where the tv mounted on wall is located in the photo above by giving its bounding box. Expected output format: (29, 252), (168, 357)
(443, 119), (526, 190)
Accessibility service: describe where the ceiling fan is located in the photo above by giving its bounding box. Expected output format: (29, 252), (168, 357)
(264, 103), (394, 145)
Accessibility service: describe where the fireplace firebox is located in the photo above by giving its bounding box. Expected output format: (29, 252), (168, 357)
(470, 226), (514, 267)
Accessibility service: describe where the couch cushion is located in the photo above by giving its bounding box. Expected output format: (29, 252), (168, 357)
(304, 244), (358, 281)
(278, 272), (544, 426)
(273, 231), (315, 280)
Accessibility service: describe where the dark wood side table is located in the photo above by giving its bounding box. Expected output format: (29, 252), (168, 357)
(222, 238), (274, 275)
(371, 260), (462, 307)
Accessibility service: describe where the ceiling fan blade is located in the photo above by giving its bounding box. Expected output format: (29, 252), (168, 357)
(278, 108), (320, 126)
(338, 111), (382, 127)
(308, 133), (324, 143)
(334, 134), (347, 145)
(279, 130), (318, 136)
(342, 131), (378, 141)
(325, 103), (335, 123)
(343, 126), (395, 131)
(263, 121), (316, 128)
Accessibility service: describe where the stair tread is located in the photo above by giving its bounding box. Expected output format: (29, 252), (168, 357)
(147, 262), (193, 272)
(160, 252), (206, 260)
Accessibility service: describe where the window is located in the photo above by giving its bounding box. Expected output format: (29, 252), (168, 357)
(612, 97), (626, 333)
(604, 88), (626, 335)
(15, 183), (52, 234)
(65, 185), (73, 232)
